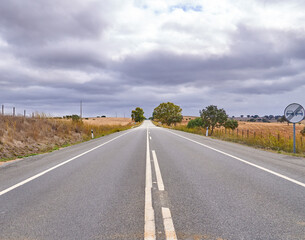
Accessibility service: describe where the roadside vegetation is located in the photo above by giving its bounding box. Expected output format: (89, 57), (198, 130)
(152, 102), (183, 126)
(0, 115), (134, 162)
(153, 104), (305, 156)
(131, 107), (146, 122)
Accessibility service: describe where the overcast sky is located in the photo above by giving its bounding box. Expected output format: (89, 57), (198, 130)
(1, 0), (305, 117)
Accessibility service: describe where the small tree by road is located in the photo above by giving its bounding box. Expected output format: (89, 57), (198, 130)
(153, 102), (183, 126)
(131, 107), (145, 122)
(224, 119), (238, 130)
(200, 105), (227, 135)
(187, 117), (204, 128)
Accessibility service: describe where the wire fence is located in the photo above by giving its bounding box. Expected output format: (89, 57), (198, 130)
(213, 128), (305, 154)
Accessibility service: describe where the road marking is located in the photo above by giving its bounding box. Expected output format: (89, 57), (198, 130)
(145, 128), (156, 240)
(152, 150), (165, 191)
(168, 130), (305, 189)
(0, 131), (132, 196)
(162, 207), (177, 240)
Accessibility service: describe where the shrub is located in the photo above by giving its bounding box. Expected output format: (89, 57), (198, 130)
(187, 118), (203, 128)
(224, 119), (238, 130)
(71, 115), (81, 122)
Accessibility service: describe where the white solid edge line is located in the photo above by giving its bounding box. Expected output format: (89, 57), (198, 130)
(0, 130), (132, 196)
(145, 127), (156, 240)
(152, 150), (165, 191)
(162, 207), (177, 240)
(167, 130), (305, 189)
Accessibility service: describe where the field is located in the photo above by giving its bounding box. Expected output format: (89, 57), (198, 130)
(83, 117), (132, 126)
(0, 116), (134, 162)
(161, 120), (305, 156)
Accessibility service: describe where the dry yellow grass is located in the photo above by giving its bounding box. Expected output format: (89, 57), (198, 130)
(226, 121), (304, 138)
(0, 115), (134, 162)
(83, 117), (132, 126)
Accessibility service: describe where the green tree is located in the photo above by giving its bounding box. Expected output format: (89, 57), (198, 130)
(200, 105), (227, 135)
(224, 119), (238, 130)
(187, 117), (204, 128)
(153, 102), (183, 126)
(278, 115), (289, 125)
(131, 107), (145, 122)
(71, 114), (81, 122)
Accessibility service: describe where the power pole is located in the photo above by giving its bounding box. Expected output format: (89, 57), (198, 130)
(13, 107), (15, 117)
(80, 100), (82, 119)
(1, 105), (4, 115)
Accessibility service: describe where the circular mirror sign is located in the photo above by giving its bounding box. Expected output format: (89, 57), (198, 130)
(284, 103), (305, 123)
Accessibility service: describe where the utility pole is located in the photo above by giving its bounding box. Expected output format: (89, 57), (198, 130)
(80, 100), (82, 119)
(1, 105), (4, 115)
(13, 107), (15, 117)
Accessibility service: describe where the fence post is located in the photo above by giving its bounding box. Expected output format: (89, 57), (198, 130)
(24, 110), (26, 118)
(254, 131), (256, 138)
(1, 105), (3, 115)
(237, 129), (239, 137)
(13, 107), (15, 117)
(247, 130), (249, 138)
(242, 130), (244, 138)
(278, 133), (280, 142)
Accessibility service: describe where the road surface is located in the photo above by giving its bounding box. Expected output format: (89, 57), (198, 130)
(1, 120), (305, 240)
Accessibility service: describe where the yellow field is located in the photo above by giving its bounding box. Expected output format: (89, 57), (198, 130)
(83, 117), (132, 126)
(227, 121), (304, 138)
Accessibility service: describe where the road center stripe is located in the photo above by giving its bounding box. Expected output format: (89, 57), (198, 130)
(162, 207), (178, 240)
(144, 128), (156, 240)
(152, 150), (165, 191)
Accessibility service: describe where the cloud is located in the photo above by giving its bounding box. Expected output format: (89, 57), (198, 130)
(1, 0), (305, 117)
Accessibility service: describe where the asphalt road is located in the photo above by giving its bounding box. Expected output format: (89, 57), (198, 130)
(1, 120), (305, 240)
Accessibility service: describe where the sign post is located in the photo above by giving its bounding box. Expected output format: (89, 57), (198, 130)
(284, 103), (305, 153)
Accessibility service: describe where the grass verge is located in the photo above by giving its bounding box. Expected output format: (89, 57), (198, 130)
(0, 115), (139, 162)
